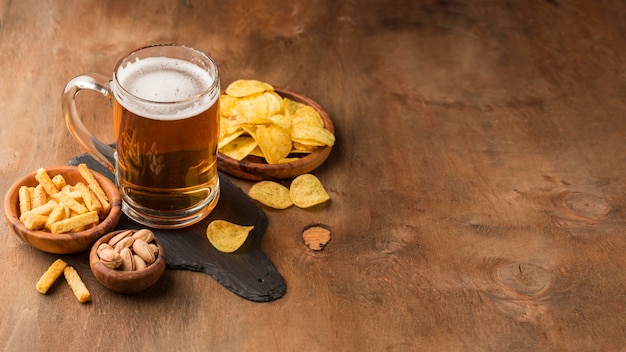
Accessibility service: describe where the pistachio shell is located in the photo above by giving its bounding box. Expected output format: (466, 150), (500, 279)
(133, 255), (147, 270)
(132, 229), (154, 243)
(133, 239), (155, 264)
(108, 230), (133, 247)
(119, 247), (135, 271)
(97, 242), (114, 256)
(99, 248), (122, 270)
(114, 236), (135, 252)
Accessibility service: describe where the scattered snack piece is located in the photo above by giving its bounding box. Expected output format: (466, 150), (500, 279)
(36, 259), (68, 294)
(289, 174), (330, 208)
(63, 266), (91, 303)
(302, 225), (331, 251)
(206, 220), (254, 253)
(248, 181), (293, 209)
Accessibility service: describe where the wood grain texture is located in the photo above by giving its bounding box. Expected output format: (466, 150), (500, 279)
(2, 0), (626, 351)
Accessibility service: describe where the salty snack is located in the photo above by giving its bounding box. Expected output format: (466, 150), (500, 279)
(63, 265), (91, 303)
(248, 181), (293, 209)
(218, 79), (335, 164)
(247, 174), (331, 209)
(77, 163), (111, 215)
(36, 258), (68, 294)
(17, 164), (110, 233)
(289, 174), (330, 208)
(206, 220), (254, 253)
(96, 229), (159, 271)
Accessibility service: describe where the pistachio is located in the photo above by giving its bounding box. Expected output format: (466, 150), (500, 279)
(148, 243), (159, 256)
(133, 239), (155, 264)
(132, 229), (154, 243)
(97, 242), (114, 256)
(108, 230), (133, 247)
(114, 236), (135, 252)
(133, 255), (147, 270)
(98, 248), (122, 270)
(119, 247), (135, 271)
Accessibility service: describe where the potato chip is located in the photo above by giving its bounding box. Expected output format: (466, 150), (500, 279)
(218, 129), (244, 149)
(237, 93), (272, 122)
(289, 174), (331, 208)
(292, 105), (324, 128)
(248, 181), (293, 209)
(255, 125), (293, 164)
(267, 114), (291, 129)
(225, 79), (274, 98)
(283, 97), (307, 118)
(219, 136), (258, 161)
(219, 94), (241, 118)
(248, 146), (265, 158)
(292, 142), (317, 153)
(206, 220), (254, 253)
(291, 124), (336, 147)
(264, 91), (283, 116)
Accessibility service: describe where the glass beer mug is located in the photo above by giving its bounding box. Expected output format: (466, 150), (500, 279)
(62, 44), (221, 229)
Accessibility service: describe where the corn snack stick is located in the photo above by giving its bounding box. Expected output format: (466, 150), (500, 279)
(77, 163), (110, 214)
(48, 210), (99, 234)
(51, 174), (67, 190)
(52, 191), (88, 215)
(74, 182), (102, 213)
(32, 184), (48, 208)
(63, 266), (91, 303)
(18, 185), (33, 215)
(36, 259), (68, 294)
(35, 168), (60, 197)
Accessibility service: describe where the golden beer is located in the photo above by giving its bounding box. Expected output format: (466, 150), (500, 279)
(112, 54), (220, 227)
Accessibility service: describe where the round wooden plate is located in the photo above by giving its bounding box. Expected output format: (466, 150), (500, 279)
(217, 87), (335, 181)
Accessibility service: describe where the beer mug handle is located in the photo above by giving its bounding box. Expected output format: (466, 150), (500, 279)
(62, 73), (116, 172)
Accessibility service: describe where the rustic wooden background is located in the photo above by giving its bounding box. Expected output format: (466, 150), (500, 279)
(1, 0), (626, 351)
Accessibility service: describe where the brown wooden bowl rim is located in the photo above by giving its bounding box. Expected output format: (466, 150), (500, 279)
(217, 86), (334, 179)
(3, 166), (122, 253)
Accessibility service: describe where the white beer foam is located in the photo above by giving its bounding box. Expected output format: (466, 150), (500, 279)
(115, 57), (217, 121)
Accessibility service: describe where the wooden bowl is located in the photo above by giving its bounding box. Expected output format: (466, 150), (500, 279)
(3, 166), (122, 254)
(217, 87), (335, 181)
(89, 230), (166, 294)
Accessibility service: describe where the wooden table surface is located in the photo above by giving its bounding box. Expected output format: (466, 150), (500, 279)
(2, 1), (626, 351)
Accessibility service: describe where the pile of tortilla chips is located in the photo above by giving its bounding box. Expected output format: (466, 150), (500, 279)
(219, 79), (335, 164)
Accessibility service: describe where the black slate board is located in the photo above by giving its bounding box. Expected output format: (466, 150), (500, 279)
(69, 154), (286, 302)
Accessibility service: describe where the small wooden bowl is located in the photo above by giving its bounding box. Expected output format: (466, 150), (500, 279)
(217, 87), (335, 181)
(89, 230), (166, 294)
(3, 166), (122, 254)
